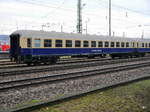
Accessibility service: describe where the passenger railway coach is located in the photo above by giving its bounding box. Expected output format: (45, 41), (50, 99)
(10, 30), (150, 65)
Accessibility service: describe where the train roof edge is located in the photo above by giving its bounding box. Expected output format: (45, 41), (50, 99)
(10, 30), (150, 42)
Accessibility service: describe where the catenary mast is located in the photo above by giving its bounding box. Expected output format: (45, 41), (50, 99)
(77, 0), (82, 34)
(109, 0), (111, 37)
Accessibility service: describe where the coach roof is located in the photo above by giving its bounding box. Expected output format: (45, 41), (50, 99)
(10, 30), (150, 42)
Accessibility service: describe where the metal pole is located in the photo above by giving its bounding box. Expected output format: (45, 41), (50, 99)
(142, 30), (144, 39)
(41, 25), (44, 31)
(61, 25), (63, 32)
(123, 32), (125, 37)
(77, 0), (82, 34)
(109, 0), (111, 37)
(85, 21), (87, 35)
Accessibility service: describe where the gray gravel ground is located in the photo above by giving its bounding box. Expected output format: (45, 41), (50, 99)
(0, 60), (149, 82)
(0, 65), (150, 111)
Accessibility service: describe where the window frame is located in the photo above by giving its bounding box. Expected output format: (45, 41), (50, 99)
(98, 41), (103, 48)
(116, 42), (120, 48)
(34, 39), (41, 48)
(111, 42), (115, 48)
(75, 40), (81, 48)
(27, 38), (32, 48)
(91, 41), (96, 48)
(126, 42), (129, 48)
(145, 43), (148, 48)
(137, 43), (139, 48)
(44, 39), (52, 48)
(55, 39), (63, 48)
(83, 40), (89, 48)
(132, 42), (135, 48)
(66, 40), (72, 48)
(142, 43), (144, 48)
(104, 41), (109, 48)
(121, 42), (125, 48)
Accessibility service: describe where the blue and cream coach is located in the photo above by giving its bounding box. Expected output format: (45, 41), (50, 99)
(10, 30), (150, 65)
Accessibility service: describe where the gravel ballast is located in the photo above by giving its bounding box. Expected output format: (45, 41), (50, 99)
(1, 66), (150, 111)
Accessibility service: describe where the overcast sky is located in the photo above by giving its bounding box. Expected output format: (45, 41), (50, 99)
(0, 0), (150, 38)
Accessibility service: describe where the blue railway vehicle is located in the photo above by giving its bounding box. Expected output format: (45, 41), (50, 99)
(10, 30), (150, 65)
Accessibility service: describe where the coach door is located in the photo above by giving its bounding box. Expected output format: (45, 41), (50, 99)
(131, 42), (138, 48)
(134, 42), (139, 48)
(132, 42), (138, 53)
(10, 34), (20, 60)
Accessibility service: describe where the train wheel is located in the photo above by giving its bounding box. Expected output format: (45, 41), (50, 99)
(130, 55), (133, 58)
(33, 62), (40, 66)
(111, 56), (115, 59)
(44, 62), (49, 65)
(88, 55), (95, 59)
(10, 58), (13, 62)
(100, 54), (106, 58)
(27, 63), (31, 66)
(51, 59), (57, 64)
(50, 57), (58, 64)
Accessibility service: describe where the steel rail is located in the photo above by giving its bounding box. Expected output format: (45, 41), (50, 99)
(0, 57), (150, 77)
(0, 62), (150, 91)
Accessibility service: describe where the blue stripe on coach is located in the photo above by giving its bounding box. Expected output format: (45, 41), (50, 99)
(19, 48), (150, 56)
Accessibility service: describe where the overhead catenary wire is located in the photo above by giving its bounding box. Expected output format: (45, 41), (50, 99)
(12, 0), (147, 26)
(97, 0), (150, 16)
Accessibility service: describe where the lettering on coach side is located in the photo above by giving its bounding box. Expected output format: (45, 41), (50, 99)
(91, 49), (102, 52)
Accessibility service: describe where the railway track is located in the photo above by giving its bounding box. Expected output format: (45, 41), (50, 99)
(3, 60), (150, 112)
(0, 57), (150, 77)
(1, 60), (150, 91)
(0, 59), (15, 66)
(0, 59), (11, 63)
(0, 56), (148, 69)
(0, 57), (110, 69)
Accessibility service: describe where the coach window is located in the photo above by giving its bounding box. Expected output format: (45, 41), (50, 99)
(121, 42), (125, 48)
(116, 42), (120, 48)
(34, 39), (41, 47)
(66, 40), (72, 47)
(83, 41), (89, 47)
(126, 42), (129, 48)
(132, 43), (135, 48)
(149, 43), (150, 48)
(44, 39), (51, 47)
(56, 40), (62, 47)
(142, 43), (144, 48)
(137, 43), (139, 48)
(75, 40), (81, 47)
(105, 41), (109, 48)
(98, 41), (103, 48)
(27, 38), (32, 48)
(91, 41), (96, 47)
(146, 43), (148, 48)
(111, 42), (115, 48)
